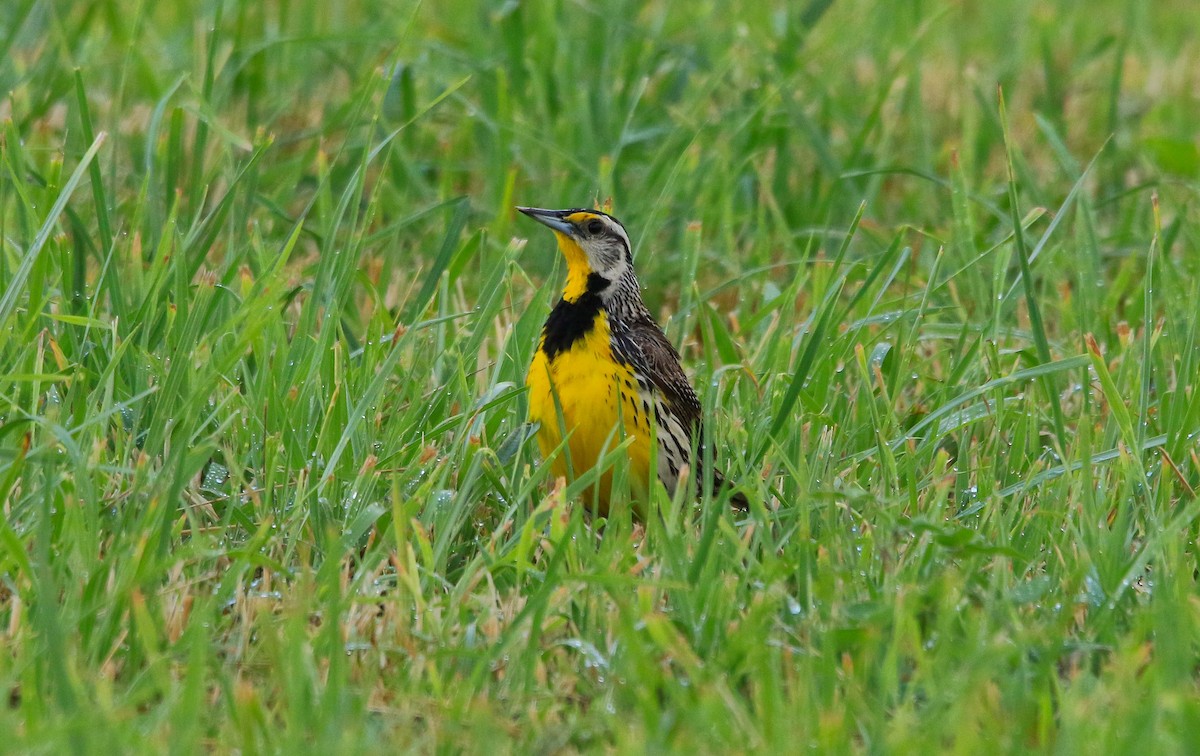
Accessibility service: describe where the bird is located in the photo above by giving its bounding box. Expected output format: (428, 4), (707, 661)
(517, 205), (748, 516)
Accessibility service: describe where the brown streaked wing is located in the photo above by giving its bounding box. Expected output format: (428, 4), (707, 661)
(626, 317), (702, 434)
(629, 316), (750, 511)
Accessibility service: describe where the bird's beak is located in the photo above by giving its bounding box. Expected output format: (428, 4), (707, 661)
(517, 206), (575, 236)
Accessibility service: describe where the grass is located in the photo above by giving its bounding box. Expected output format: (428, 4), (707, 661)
(2, 0), (1199, 751)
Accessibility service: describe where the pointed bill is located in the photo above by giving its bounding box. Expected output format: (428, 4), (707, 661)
(516, 206), (575, 236)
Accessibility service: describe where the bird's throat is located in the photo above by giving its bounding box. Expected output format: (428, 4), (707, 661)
(555, 233), (593, 303)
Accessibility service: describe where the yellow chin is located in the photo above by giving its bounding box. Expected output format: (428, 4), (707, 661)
(554, 232), (593, 302)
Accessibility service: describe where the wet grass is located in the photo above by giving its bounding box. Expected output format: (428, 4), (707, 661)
(2, 0), (1199, 751)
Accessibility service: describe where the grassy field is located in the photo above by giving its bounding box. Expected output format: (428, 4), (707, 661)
(2, 0), (1199, 751)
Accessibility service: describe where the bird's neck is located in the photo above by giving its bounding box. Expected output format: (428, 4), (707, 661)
(603, 279), (647, 324)
(555, 234), (593, 303)
(551, 233), (647, 320)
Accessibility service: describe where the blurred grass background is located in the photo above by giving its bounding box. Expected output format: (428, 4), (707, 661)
(2, 0), (1199, 750)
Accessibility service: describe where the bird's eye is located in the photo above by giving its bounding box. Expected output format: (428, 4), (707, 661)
(586, 219), (604, 235)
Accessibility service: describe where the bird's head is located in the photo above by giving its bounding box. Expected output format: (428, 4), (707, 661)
(517, 206), (634, 304)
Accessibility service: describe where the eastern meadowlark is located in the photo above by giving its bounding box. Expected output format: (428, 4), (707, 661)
(518, 206), (749, 515)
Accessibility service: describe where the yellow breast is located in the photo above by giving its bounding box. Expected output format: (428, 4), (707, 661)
(527, 311), (654, 512)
